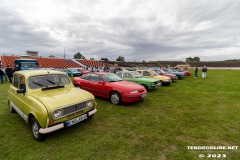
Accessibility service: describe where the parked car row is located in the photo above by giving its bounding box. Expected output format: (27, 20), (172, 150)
(8, 67), (190, 141)
(72, 68), (190, 104)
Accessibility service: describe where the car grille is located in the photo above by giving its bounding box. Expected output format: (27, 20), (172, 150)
(63, 101), (88, 115)
(138, 89), (145, 93)
(52, 100), (92, 120)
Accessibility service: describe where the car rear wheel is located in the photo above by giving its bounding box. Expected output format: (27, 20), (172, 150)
(31, 117), (44, 142)
(76, 84), (81, 88)
(110, 91), (122, 105)
(9, 101), (16, 113)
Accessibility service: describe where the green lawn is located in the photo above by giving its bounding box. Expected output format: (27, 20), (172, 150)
(0, 70), (240, 160)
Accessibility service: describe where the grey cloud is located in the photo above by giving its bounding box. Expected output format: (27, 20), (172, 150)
(1, 0), (240, 61)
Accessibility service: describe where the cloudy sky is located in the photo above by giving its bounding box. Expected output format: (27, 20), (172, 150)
(0, 0), (240, 61)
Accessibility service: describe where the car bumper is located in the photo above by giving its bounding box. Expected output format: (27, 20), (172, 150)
(39, 108), (97, 134)
(163, 79), (172, 84)
(122, 92), (147, 103)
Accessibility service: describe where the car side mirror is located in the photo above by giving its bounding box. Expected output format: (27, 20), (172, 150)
(98, 81), (105, 85)
(17, 89), (25, 94)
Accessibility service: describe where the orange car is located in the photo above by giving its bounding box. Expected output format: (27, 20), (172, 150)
(136, 70), (172, 86)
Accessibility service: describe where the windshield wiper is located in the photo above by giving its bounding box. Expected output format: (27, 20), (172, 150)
(32, 81), (47, 87)
(46, 79), (64, 87)
(108, 80), (117, 82)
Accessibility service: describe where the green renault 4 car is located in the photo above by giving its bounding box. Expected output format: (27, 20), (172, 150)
(116, 70), (161, 90)
(8, 70), (97, 141)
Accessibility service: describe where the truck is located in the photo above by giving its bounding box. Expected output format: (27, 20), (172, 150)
(14, 59), (38, 71)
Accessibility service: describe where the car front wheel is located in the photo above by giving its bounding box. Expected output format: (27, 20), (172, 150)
(30, 117), (44, 142)
(142, 84), (149, 91)
(110, 91), (122, 105)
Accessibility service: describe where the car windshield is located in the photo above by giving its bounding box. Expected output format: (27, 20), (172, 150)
(101, 73), (123, 82)
(159, 69), (166, 73)
(21, 62), (38, 70)
(29, 74), (70, 89)
(131, 71), (142, 78)
(149, 70), (159, 76)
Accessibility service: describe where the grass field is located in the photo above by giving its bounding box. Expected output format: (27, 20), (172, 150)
(0, 70), (240, 160)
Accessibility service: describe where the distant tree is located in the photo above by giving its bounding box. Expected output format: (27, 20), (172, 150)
(143, 60), (146, 63)
(49, 55), (55, 57)
(186, 57), (200, 62)
(90, 58), (94, 60)
(116, 56), (125, 62)
(100, 58), (109, 62)
(74, 52), (85, 59)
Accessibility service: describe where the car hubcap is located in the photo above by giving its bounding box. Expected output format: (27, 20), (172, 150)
(111, 94), (119, 104)
(32, 122), (39, 138)
(159, 81), (162, 86)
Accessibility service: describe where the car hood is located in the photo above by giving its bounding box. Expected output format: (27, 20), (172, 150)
(30, 87), (94, 111)
(130, 77), (159, 83)
(151, 75), (170, 80)
(163, 73), (175, 77)
(111, 81), (145, 90)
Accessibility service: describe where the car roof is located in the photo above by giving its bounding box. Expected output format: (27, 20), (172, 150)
(85, 72), (112, 75)
(117, 70), (133, 73)
(14, 70), (66, 77)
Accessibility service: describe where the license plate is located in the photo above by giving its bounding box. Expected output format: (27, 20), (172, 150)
(141, 93), (146, 98)
(65, 114), (87, 127)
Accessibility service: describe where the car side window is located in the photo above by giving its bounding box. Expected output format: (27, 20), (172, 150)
(89, 74), (102, 82)
(81, 74), (90, 80)
(124, 73), (133, 78)
(143, 71), (150, 76)
(116, 73), (122, 78)
(137, 71), (142, 75)
(19, 76), (26, 91)
(13, 75), (20, 88)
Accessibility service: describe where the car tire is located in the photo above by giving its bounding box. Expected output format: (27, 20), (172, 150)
(159, 81), (163, 86)
(88, 114), (94, 119)
(142, 84), (149, 91)
(9, 101), (16, 113)
(30, 117), (44, 142)
(175, 76), (179, 80)
(76, 84), (81, 88)
(110, 91), (122, 105)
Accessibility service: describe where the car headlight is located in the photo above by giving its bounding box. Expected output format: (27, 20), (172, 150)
(86, 100), (93, 108)
(53, 110), (62, 119)
(151, 82), (155, 85)
(130, 90), (138, 94)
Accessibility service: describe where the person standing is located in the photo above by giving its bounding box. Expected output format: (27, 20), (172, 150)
(194, 66), (198, 78)
(0, 66), (4, 84)
(202, 66), (207, 78)
(5, 65), (13, 83)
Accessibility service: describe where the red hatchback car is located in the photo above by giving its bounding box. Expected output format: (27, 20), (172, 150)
(73, 72), (147, 105)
